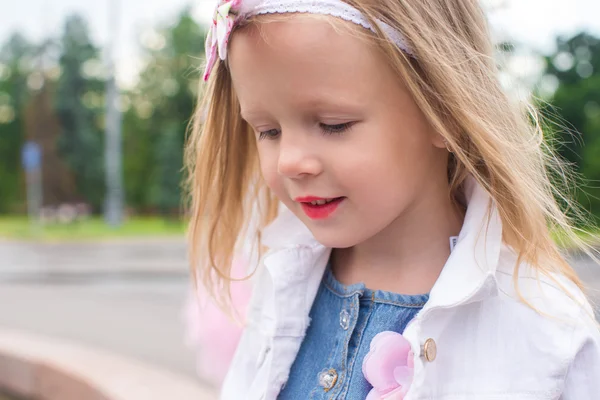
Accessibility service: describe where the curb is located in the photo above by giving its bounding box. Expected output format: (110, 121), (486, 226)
(0, 237), (187, 245)
(0, 328), (218, 400)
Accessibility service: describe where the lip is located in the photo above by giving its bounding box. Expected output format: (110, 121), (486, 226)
(294, 196), (329, 203)
(295, 196), (345, 220)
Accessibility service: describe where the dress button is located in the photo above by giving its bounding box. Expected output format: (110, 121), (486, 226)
(339, 309), (350, 330)
(422, 338), (437, 362)
(318, 368), (338, 392)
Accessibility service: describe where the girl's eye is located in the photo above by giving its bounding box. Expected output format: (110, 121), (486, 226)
(320, 122), (353, 135)
(258, 129), (281, 140)
(258, 122), (354, 139)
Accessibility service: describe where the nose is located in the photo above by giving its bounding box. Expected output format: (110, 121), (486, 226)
(277, 133), (322, 178)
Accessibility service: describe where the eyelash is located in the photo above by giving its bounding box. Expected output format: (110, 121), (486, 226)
(258, 122), (354, 140)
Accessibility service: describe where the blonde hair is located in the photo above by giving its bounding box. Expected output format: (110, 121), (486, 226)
(185, 0), (598, 310)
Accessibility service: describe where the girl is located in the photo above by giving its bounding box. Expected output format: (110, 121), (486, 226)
(185, 0), (600, 398)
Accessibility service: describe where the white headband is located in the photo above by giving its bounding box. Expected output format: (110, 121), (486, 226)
(203, 0), (413, 81)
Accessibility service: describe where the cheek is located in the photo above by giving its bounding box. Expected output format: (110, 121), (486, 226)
(333, 130), (431, 201)
(257, 146), (284, 193)
(335, 132), (418, 179)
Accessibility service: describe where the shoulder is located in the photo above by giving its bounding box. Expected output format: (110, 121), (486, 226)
(492, 244), (599, 357)
(494, 245), (594, 318)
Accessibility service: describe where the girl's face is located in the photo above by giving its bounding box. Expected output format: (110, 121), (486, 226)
(229, 17), (449, 248)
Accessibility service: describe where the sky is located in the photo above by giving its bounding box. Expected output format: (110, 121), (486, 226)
(2, 0), (600, 86)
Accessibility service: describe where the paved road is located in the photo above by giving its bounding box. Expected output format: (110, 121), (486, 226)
(0, 239), (598, 386)
(567, 251), (600, 308)
(0, 238), (188, 279)
(0, 239), (200, 381)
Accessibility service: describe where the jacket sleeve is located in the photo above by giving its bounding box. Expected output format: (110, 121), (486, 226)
(220, 264), (272, 400)
(220, 324), (266, 400)
(560, 309), (600, 399)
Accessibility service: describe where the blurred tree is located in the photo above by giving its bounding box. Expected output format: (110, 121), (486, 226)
(54, 14), (106, 211)
(24, 77), (78, 207)
(151, 122), (184, 216)
(0, 34), (33, 212)
(538, 33), (600, 220)
(123, 7), (205, 215)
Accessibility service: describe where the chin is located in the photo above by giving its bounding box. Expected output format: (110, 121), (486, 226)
(310, 229), (360, 249)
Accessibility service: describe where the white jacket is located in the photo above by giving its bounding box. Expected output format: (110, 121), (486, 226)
(221, 177), (600, 400)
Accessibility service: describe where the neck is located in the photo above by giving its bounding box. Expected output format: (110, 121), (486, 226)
(331, 180), (465, 295)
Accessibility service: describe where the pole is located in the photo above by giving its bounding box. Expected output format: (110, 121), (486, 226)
(104, 0), (124, 227)
(26, 166), (42, 233)
(22, 142), (42, 233)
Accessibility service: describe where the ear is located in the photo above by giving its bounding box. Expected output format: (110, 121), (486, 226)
(431, 134), (448, 151)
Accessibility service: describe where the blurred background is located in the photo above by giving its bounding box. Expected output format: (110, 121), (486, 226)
(0, 0), (599, 399)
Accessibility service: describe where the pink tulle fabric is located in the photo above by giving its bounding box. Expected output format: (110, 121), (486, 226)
(182, 258), (252, 387)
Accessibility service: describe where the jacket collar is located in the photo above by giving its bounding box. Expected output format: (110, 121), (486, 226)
(424, 176), (503, 310)
(260, 174), (503, 311)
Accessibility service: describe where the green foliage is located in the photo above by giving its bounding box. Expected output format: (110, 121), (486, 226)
(151, 122), (184, 215)
(123, 8), (204, 213)
(0, 34), (33, 212)
(54, 15), (106, 210)
(540, 33), (600, 219)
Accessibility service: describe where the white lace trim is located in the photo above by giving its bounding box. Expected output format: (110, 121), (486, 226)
(241, 0), (412, 55)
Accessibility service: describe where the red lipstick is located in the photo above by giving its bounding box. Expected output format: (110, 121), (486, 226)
(295, 196), (345, 220)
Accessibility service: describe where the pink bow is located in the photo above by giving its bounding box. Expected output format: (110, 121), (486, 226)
(203, 0), (243, 81)
(362, 331), (414, 400)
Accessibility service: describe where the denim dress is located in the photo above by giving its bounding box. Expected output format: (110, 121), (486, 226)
(278, 266), (429, 400)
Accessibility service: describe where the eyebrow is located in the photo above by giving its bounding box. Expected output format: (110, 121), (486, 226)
(239, 109), (266, 123)
(240, 96), (365, 122)
(302, 95), (366, 111)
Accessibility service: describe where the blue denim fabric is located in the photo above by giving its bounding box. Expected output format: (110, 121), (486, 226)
(278, 266), (429, 400)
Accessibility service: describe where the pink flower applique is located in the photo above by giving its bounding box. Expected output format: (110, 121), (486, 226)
(362, 331), (414, 400)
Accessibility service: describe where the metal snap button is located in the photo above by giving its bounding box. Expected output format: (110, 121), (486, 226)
(339, 309), (350, 330)
(318, 368), (338, 392)
(422, 338), (437, 362)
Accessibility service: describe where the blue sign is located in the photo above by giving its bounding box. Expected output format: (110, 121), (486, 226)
(22, 141), (41, 172)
